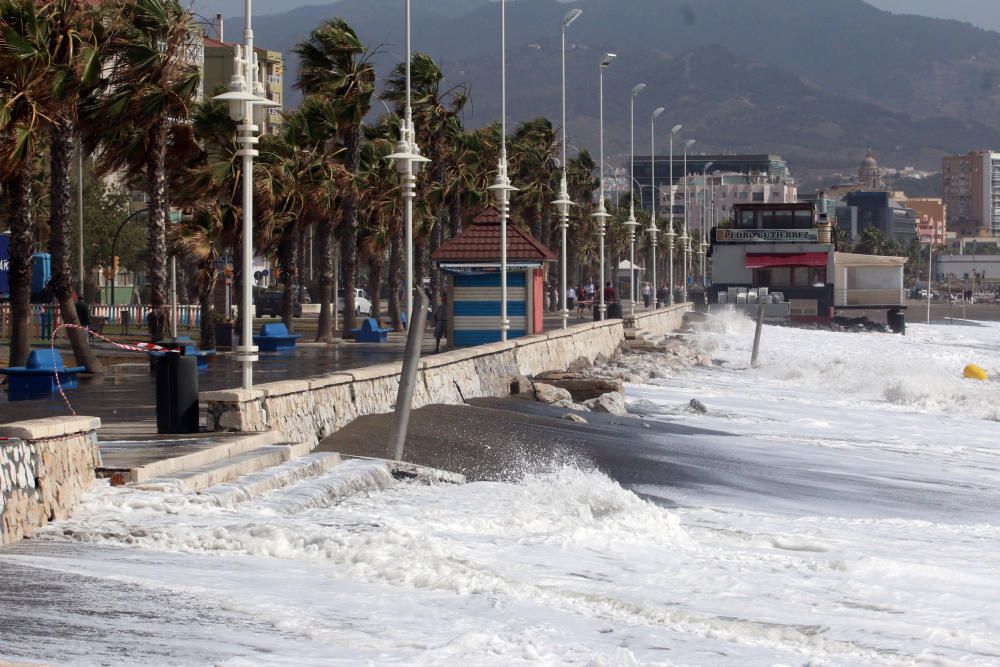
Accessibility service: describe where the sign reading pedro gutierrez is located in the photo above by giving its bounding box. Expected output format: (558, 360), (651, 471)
(716, 229), (819, 243)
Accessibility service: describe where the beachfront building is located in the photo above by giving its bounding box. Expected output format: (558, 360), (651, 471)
(709, 203), (835, 321)
(431, 208), (555, 348)
(942, 150), (1000, 239)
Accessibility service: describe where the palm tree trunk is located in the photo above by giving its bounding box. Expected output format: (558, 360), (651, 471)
(7, 163), (34, 368)
(49, 124), (103, 373)
(340, 129), (361, 336)
(449, 195), (462, 237)
(279, 224), (298, 332)
(429, 217), (443, 308)
(146, 123), (169, 340)
(198, 259), (217, 349)
(388, 232), (402, 331)
(315, 217), (335, 342)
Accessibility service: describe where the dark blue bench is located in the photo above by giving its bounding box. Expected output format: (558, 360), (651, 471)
(0, 349), (85, 401)
(253, 322), (301, 352)
(148, 336), (216, 370)
(349, 317), (391, 343)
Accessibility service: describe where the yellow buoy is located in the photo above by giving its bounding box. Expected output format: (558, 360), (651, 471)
(964, 364), (989, 381)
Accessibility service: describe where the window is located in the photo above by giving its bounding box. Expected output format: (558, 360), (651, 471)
(752, 192), (764, 202)
(756, 266), (825, 289)
(773, 209), (794, 229)
(794, 209), (813, 229)
(738, 209), (755, 228)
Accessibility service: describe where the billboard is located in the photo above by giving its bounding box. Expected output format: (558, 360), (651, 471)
(715, 229), (818, 243)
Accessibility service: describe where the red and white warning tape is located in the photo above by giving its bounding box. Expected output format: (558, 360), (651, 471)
(49, 323), (179, 415)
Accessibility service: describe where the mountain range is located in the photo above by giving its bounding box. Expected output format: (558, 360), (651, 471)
(225, 0), (1000, 186)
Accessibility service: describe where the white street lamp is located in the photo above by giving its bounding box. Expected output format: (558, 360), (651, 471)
(701, 161), (714, 288)
(624, 82), (645, 317)
(487, 0), (518, 341)
(212, 8), (280, 390)
(648, 107), (664, 309)
(681, 138), (696, 302)
(553, 8), (582, 330)
(592, 53), (616, 321)
(386, 0), (430, 325)
(666, 124), (681, 305)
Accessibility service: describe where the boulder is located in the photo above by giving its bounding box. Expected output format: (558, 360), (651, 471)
(687, 398), (708, 414)
(562, 413), (588, 424)
(532, 382), (573, 405)
(533, 371), (624, 402)
(583, 391), (628, 416)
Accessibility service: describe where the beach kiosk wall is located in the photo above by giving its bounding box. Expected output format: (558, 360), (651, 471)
(432, 207), (556, 348)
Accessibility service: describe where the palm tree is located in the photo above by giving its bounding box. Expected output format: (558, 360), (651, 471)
(168, 203), (229, 348)
(0, 0), (55, 366)
(44, 0), (105, 373)
(383, 53), (468, 306)
(856, 226), (887, 256)
(82, 0), (200, 340)
(358, 119), (400, 327)
(295, 18), (374, 337)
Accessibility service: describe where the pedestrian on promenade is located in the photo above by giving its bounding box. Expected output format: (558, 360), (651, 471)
(566, 286), (576, 312)
(642, 282), (652, 308)
(434, 293), (448, 353)
(604, 281), (617, 303)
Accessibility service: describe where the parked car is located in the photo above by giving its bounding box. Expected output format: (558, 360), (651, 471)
(254, 288), (311, 318)
(337, 288), (373, 316)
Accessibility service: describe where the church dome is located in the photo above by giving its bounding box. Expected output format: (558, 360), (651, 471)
(858, 149), (881, 189)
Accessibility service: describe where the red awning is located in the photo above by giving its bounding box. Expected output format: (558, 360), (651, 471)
(745, 253), (828, 269)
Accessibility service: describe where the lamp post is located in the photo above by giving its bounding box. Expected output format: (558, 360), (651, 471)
(487, 0), (518, 341)
(649, 107), (664, 308)
(387, 0), (429, 325)
(212, 0), (280, 390)
(553, 8), (582, 330)
(700, 161), (713, 287)
(667, 124), (681, 304)
(624, 82), (645, 317)
(592, 53), (616, 320)
(681, 138), (695, 302)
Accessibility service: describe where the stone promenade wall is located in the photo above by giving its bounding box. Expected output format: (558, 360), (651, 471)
(0, 416), (102, 546)
(632, 304), (690, 334)
(203, 304), (690, 447)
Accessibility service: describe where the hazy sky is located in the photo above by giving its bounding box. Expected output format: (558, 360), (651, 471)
(198, 0), (1000, 33)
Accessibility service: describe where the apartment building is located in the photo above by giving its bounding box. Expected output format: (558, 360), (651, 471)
(942, 151), (1000, 239)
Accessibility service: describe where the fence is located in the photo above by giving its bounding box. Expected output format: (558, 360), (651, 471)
(0, 303), (201, 340)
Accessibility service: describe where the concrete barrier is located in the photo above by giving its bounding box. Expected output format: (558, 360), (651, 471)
(203, 304), (691, 447)
(0, 416), (102, 545)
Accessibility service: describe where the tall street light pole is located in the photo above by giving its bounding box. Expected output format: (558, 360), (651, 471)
(553, 8), (582, 330)
(213, 0), (280, 390)
(681, 138), (695, 302)
(667, 124), (681, 305)
(701, 161), (714, 287)
(488, 0), (518, 341)
(649, 107), (664, 308)
(388, 0), (429, 325)
(623, 82), (645, 317)
(592, 53), (615, 321)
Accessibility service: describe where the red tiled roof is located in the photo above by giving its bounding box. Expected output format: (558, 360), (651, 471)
(432, 207), (556, 263)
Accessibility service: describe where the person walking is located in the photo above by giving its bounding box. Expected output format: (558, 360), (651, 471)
(566, 285), (576, 313)
(604, 280), (618, 303)
(433, 293), (448, 353)
(642, 282), (652, 309)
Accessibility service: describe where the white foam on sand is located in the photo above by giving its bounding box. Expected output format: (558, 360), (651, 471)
(1, 318), (999, 665)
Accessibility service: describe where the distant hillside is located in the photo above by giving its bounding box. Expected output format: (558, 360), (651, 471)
(232, 0), (1000, 179)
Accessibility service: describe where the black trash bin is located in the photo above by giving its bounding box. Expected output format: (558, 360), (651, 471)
(592, 303), (603, 321)
(887, 309), (906, 335)
(607, 302), (623, 320)
(156, 351), (199, 434)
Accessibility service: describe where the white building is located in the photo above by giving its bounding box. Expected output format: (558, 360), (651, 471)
(661, 173), (798, 227)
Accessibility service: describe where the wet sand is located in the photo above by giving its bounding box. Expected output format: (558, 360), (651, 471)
(317, 397), (726, 485)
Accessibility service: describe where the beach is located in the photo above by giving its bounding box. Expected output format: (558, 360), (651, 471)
(1, 314), (999, 665)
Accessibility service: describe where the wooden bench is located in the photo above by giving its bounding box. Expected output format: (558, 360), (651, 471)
(252, 322), (301, 352)
(0, 349), (85, 401)
(349, 317), (391, 343)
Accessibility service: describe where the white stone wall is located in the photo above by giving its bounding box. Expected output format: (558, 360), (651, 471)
(0, 416), (102, 545)
(204, 305), (690, 448)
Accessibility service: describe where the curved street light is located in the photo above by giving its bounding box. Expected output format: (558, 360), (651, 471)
(624, 82), (645, 316)
(681, 138), (696, 302)
(700, 161), (714, 287)
(592, 52), (616, 320)
(648, 107), (664, 309)
(666, 124), (682, 304)
(553, 7), (582, 330)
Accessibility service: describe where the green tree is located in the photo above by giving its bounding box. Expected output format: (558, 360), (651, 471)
(82, 0), (200, 340)
(295, 18), (374, 337)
